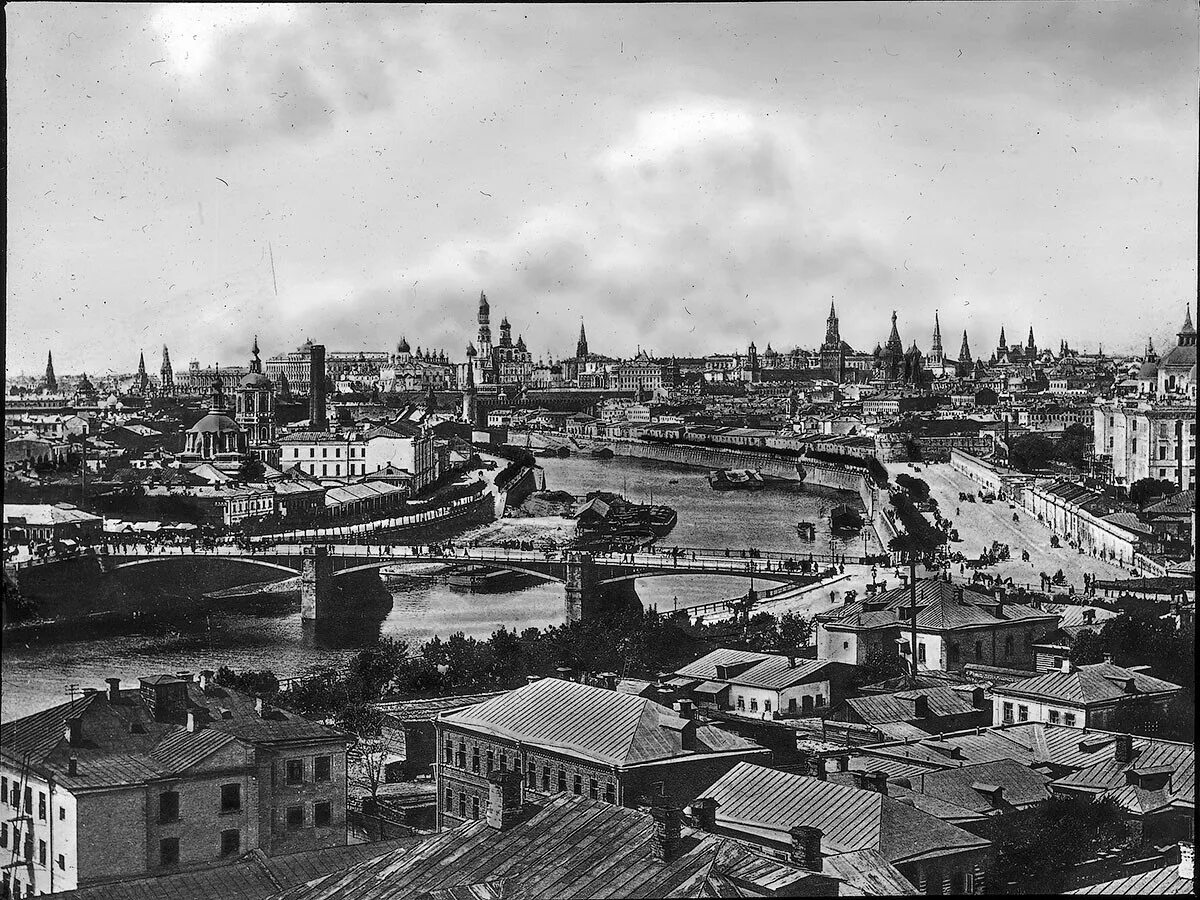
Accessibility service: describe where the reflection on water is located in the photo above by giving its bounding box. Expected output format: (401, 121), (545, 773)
(2, 454), (872, 720)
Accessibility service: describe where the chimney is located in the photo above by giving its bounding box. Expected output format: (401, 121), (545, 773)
(65, 716), (83, 746)
(485, 769), (524, 832)
(650, 805), (683, 862)
(555, 666), (573, 681)
(526, 675), (540, 686)
(1060, 659), (1073, 674)
(106, 677), (121, 701)
(186, 710), (201, 733)
(309, 343), (327, 430)
(788, 656), (798, 669)
(255, 697), (271, 718)
(807, 756), (827, 781)
(1178, 841), (1194, 881)
(599, 671), (619, 690)
(972, 781), (1005, 807)
(67, 757), (78, 777)
(953, 584), (965, 605)
(673, 700), (694, 720)
(1113, 733), (1135, 764)
(912, 694), (929, 719)
(691, 797), (719, 831)
(1083, 608), (1096, 624)
(1102, 652), (1114, 664)
(835, 756), (850, 773)
(198, 669), (215, 691)
(788, 825), (823, 872)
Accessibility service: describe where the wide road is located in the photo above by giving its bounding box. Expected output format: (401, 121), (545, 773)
(890, 462), (1130, 585)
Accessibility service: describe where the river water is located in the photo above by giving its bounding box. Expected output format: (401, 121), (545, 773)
(2, 455), (875, 721)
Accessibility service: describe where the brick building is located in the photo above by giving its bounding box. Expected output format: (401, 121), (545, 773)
(0, 672), (350, 896)
(434, 677), (769, 829)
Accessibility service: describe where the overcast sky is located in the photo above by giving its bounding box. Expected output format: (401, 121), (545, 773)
(6, 2), (1197, 376)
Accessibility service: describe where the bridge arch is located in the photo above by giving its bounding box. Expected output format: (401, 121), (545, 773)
(329, 558), (566, 583)
(107, 557), (301, 578)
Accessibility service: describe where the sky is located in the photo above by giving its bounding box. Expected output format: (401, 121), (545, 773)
(6, 2), (1198, 376)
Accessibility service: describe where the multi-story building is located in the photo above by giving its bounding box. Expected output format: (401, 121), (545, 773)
(0, 672), (349, 896)
(277, 423), (436, 492)
(434, 676), (770, 829)
(610, 350), (678, 393)
(1093, 401), (1196, 493)
(814, 580), (1060, 674)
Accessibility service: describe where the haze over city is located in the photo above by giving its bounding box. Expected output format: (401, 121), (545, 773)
(6, 1), (1197, 375)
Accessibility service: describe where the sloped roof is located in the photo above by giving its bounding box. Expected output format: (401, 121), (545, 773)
(3, 503), (102, 526)
(1143, 489), (1195, 516)
(901, 759), (1052, 813)
(698, 763), (988, 864)
(260, 794), (829, 900)
(439, 678), (760, 767)
(675, 648), (840, 690)
(1052, 737), (1194, 815)
(818, 579), (1057, 633)
(842, 685), (980, 726)
(375, 692), (509, 724)
(994, 661), (1183, 705)
(1066, 863), (1194, 895)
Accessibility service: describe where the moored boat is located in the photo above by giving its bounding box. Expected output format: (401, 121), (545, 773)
(829, 503), (864, 534)
(708, 469), (766, 491)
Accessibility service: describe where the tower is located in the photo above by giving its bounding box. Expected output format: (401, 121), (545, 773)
(136, 351), (150, 395)
(957, 330), (973, 377)
(1145, 336), (1157, 362)
(44, 350), (57, 393)
(477, 291), (492, 355)
(819, 300), (846, 383)
(577, 320), (589, 359)
(462, 343), (478, 426)
(396, 336), (411, 363)
(236, 336), (277, 461)
(929, 311), (944, 365)
(823, 300), (840, 348)
(742, 341), (760, 383)
(878, 311), (905, 382)
(499, 316), (513, 349)
(1026, 326), (1036, 355)
(160, 345), (175, 396)
(998, 326), (1007, 353)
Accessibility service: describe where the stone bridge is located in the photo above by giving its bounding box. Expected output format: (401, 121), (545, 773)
(102, 544), (868, 624)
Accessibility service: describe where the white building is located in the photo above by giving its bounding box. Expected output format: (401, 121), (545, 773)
(278, 423), (436, 493)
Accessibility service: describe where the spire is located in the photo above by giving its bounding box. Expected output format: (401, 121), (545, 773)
(398, 335), (410, 355)
(885, 311), (903, 355)
(249, 336), (263, 374)
(137, 351), (147, 376)
(160, 345), (175, 395)
(958, 330), (972, 363)
(1180, 306), (1196, 340)
(209, 364), (226, 414)
(823, 299), (841, 349)
(998, 326), (1007, 350)
(44, 350), (57, 392)
(1026, 326), (1035, 351)
(930, 311), (944, 360)
(577, 319), (589, 359)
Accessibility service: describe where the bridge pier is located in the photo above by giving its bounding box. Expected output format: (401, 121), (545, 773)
(564, 551), (597, 624)
(300, 546), (334, 622)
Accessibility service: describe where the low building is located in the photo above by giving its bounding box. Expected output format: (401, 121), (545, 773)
(3, 504), (103, 545)
(434, 676), (770, 829)
(1024, 479), (1149, 566)
(669, 648), (856, 719)
(825, 683), (991, 742)
(374, 692), (507, 781)
(697, 762), (993, 893)
(814, 580), (1060, 674)
(0, 672), (351, 896)
(1066, 842), (1193, 895)
(990, 659), (1183, 730)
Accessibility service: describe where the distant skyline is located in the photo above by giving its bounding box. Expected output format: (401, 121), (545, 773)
(7, 2), (1198, 375)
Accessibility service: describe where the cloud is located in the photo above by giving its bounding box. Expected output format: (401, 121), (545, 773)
(280, 97), (928, 360)
(148, 4), (438, 150)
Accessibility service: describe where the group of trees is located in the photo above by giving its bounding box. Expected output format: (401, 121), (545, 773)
(1006, 423), (1093, 473)
(229, 605), (817, 736)
(1128, 477), (1180, 507)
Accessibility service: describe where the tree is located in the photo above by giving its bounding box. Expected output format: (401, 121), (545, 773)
(778, 612), (813, 648)
(1007, 433), (1055, 472)
(987, 797), (1131, 894)
(1129, 477), (1179, 507)
(346, 638), (409, 702)
(894, 473), (931, 503)
(1054, 423), (1093, 469)
(237, 453), (266, 482)
(215, 666), (279, 698)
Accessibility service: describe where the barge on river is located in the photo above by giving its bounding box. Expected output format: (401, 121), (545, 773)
(708, 469), (766, 491)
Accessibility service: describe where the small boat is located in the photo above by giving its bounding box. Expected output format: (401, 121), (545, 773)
(795, 521), (817, 541)
(708, 469), (766, 491)
(590, 447), (615, 459)
(829, 503), (864, 534)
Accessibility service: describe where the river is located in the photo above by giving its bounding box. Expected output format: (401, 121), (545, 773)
(1, 454), (875, 721)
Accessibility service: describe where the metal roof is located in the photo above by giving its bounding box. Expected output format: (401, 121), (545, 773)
(993, 661), (1183, 706)
(1066, 863), (1194, 895)
(842, 685), (980, 726)
(675, 648), (839, 690)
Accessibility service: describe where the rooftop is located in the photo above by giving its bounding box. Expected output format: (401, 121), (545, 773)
(674, 648), (844, 690)
(993, 661), (1183, 706)
(3, 503), (103, 526)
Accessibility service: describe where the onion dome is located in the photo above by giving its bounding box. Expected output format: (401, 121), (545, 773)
(398, 336), (411, 354)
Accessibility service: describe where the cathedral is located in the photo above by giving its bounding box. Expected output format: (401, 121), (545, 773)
(873, 311), (927, 386)
(469, 291), (534, 388)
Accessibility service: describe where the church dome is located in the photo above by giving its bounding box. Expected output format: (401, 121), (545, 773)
(239, 371), (273, 389)
(188, 412), (241, 435)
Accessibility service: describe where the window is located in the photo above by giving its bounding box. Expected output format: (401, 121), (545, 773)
(471, 747), (480, 774)
(1018, 704), (1029, 722)
(159, 791), (180, 824)
(542, 767), (551, 791)
(221, 783), (241, 813)
(313, 755), (332, 783)
(843, 641), (849, 650)
(58, 854), (65, 870)
(444, 741), (453, 764)
(456, 742), (466, 768)
(653, 781), (665, 797)
(23, 787), (31, 813)
(604, 783), (616, 804)
(39, 840), (46, 866)
(749, 699), (758, 712)
(471, 796), (480, 819)
(1004, 636), (1014, 658)
(445, 789), (453, 812)
(975, 641), (983, 660)
(314, 801), (331, 827)
(220, 829), (240, 856)
(486, 750), (494, 772)
(159, 838), (179, 867)
(815, 694), (825, 708)
(736, 696), (745, 710)
(947, 643), (960, 665)
(1, 822), (6, 848)
(499, 752), (508, 772)
(1, 776), (6, 804)
(573, 775), (583, 796)
(458, 793), (466, 817)
(286, 805), (304, 830)
(1064, 713), (1077, 727)
(788, 698), (797, 712)
(589, 779), (598, 800)
(1049, 710), (1060, 724)
(1002, 702), (1014, 723)
(764, 699), (772, 713)
(23, 834), (32, 863)
(918, 643), (927, 663)
(558, 770), (567, 792)
(286, 760), (304, 785)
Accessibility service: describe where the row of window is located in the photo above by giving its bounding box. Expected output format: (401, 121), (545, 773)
(0, 824), (58, 869)
(733, 695), (823, 714)
(158, 783), (242, 824)
(0, 780), (49, 821)
(443, 772), (618, 819)
(284, 755), (333, 786)
(1001, 701), (1076, 727)
(443, 741), (522, 775)
(158, 829), (242, 868)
